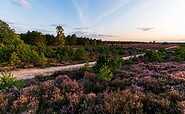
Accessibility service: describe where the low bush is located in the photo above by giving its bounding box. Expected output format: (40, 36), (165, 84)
(96, 65), (113, 82)
(103, 90), (143, 114)
(75, 48), (89, 60)
(80, 62), (91, 72)
(94, 54), (123, 73)
(0, 43), (47, 66)
(0, 71), (24, 90)
(144, 50), (163, 62)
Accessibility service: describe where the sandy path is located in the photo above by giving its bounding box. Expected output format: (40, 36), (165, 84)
(0, 54), (145, 80)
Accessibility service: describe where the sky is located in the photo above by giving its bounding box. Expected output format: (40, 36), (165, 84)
(1, 0), (185, 42)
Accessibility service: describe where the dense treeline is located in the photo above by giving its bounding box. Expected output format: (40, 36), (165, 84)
(1, 19), (103, 49)
(20, 31), (103, 46)
(104, 41), (182, 45)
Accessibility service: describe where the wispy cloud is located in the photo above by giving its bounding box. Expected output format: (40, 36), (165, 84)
(50, 24), (67, 27)
(95, 0), (130, 24)
(34, 29), (54, 33)
(72, 0), (130, 27)
(71, 0), (89, 26)
(12, 0), (31, 8)
(137, 27), (154, 31)
(71, 31), (118, 38)
(3, 20), (19, 25)
(87, 34), (118, 38)
(71, 31), (88, 36)
(74, 27), (89, 30)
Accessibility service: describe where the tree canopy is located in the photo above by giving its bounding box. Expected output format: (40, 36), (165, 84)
(0, 20), (22, 45)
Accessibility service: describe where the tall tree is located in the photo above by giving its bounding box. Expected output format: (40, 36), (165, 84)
(45, 34), (56, 46)
(0, 20), (15, 33)
(20, 31), (46, 45)
(70, 34), (77, 45)
(56, 26), (65, 46)
(0, 20), (22, 44)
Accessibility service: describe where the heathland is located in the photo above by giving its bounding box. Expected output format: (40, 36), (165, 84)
(0, 20), (184, 114)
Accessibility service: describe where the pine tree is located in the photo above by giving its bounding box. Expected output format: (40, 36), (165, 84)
(9, 52), (21, 66)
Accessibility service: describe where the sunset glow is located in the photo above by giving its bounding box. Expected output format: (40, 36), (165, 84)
(1, 0), (185, 41)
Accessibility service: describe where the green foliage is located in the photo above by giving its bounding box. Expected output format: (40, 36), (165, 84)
(0, 20), (23, 45)
(33, 43), (47, 53)
(61, 52), (70, 60)
(158, 48), (167, 55)
(0, 43), (47, 66)
(0, 71), (24, 90)
(109, 56), (123, 72)
(56, 26), (65, 46)
(94, 54), (110, 72)
(174, 46), (185, 60)
(94, 54), (123, 73)
(118, 50), (125, 55)
(0, 33), (23, 45)
(75, 48), (89, 60)
(92, 46), (111, 54)
(80, 62), (91, 72)
(20, 31), (46, 45)
(14, 43), (47, 64)
(125, 59), (134, 64)
(174, 55), (183, 62)
(45, 34), (56, 46)
(162, 42), (169, 45)
(9, 52), (21, 66)
(55, 46), (74, 60)
(0, 20), (15, 33)
(144, 50), (163, 62)
(96, 65), (113, 81)
(66, 34), (77, 45)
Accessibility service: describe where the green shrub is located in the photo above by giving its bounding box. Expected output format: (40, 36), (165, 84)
(0, 71), (24, 90)
(80, 62), (91, 72)
(144, 50), (163, 62)
(174, 46), (185, 60)
(9, 52), (21, 66)
(33, 43), (47, 53)
(61, 52), (70, 60)
(158, 48), (167, 55)
(56, 46), (74, 56)
(75, 48), (89, 60)
(108, 56), (123, 72)
(96, 65), (113, 82)
(174, 55), (183, 62)
(125, 59), (134, 64)
(94, 54), (123, 73)
(0, 43), (47, 66)
(0, 20), (23, 45)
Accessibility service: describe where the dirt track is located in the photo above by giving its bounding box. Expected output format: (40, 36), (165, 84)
(0, 54), (144, 80)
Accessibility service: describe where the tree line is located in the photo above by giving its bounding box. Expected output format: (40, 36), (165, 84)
(20, 26), (102, 46)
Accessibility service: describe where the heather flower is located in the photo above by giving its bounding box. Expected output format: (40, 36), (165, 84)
(61, 79), (79, 93)
(0, 94), (9, 113)
(55, 75), (71, 86)
(68, 93), (80, 114)
(86, 93), (96, 102)
(103, 89), (143, 114)
(83, 71), (96, 81)
(130, 84), (144, 93)
(12, 95), (39, 113)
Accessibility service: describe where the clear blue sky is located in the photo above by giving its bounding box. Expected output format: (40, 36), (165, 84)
(1, 0), (185, 41)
